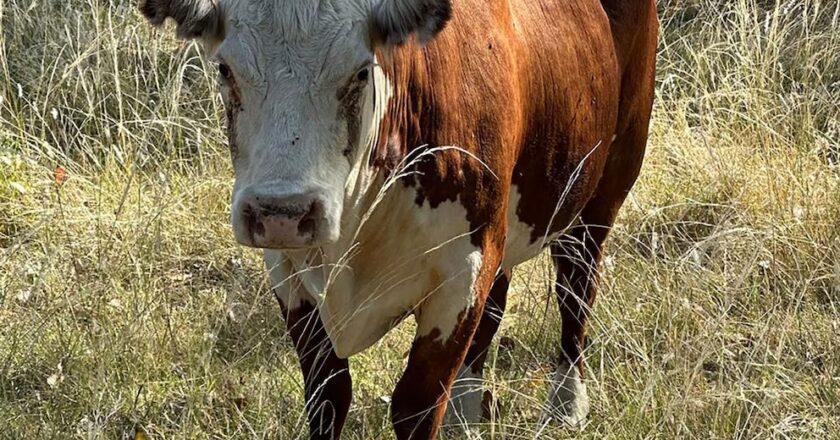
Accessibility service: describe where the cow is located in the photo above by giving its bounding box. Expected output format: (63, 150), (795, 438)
(140, 0), (658, 438)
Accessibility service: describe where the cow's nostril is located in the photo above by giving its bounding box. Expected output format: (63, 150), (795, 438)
(297, 200), (321, 236)
(243, 204), (265, 238)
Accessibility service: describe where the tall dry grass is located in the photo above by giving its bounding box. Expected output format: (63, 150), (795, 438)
(1, 0), (838, 438)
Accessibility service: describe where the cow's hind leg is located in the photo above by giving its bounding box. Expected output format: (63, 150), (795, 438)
(547, 119), (652, 427)
(547, 221), (605, 427)
(266, 252), (352, 440)
(445, 270), (510, 425)
(546, 8), (656, 424)
(547, 176), (637, 425)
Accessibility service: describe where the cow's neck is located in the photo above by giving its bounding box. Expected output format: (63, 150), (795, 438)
(341, 45), (433, 241)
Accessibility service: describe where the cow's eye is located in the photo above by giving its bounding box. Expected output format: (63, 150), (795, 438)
(219, 63), (233, 81)
(355, 67), (370, 83)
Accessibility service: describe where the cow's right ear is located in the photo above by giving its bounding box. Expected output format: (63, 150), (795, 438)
(140, 0), (223, 42)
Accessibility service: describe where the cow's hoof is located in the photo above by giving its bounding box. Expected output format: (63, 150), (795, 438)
(541, 361), (589, 427)
(445, 368), (484, 426)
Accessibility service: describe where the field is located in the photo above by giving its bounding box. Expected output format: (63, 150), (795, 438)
(1, 0), (839, 438)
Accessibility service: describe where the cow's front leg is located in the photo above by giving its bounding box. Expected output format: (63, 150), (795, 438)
(282, 300), (352, 439)
(265, 251), (352, 440)
(445, 269), (510, 426)
(391, 250), (500, 439)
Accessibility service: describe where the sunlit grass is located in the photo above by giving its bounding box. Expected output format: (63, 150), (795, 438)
(1, 0), (838, 438)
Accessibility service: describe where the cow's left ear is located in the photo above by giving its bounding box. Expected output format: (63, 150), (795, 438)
(371, 0), (452, 47)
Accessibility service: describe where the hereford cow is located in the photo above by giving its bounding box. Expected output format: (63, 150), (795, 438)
(141, 0), (657, 437)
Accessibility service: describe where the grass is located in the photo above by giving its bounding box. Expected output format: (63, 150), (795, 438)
(1, 0), (839, 438)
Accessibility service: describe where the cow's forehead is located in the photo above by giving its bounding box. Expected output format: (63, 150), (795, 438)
(218, 0), (372, 83)
(223, 0), (370, 39)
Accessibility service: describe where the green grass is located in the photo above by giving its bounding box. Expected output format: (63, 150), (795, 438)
(1, 0), (839, 438)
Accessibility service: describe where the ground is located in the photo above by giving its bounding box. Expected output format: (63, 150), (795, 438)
(1, 0), (839, 438)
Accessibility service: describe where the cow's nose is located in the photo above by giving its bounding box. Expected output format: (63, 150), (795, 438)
(235, 192), (325, 249)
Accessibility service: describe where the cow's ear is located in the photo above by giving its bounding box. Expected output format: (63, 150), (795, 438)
(140, 0), (223, 42)
(371, 0), (452, 47)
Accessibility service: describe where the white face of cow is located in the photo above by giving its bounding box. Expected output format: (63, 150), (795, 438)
(141, 0), (452, 249)
(218, 2), (376, 250)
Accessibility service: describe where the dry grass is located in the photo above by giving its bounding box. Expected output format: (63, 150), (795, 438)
(1, 0), (839, 438)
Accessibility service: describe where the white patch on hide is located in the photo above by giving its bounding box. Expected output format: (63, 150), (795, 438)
(345, 56), (394, 205)
(415, 248), (483, 341)
(281, 185), (479, 359)
(543, 361), (589, 427)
